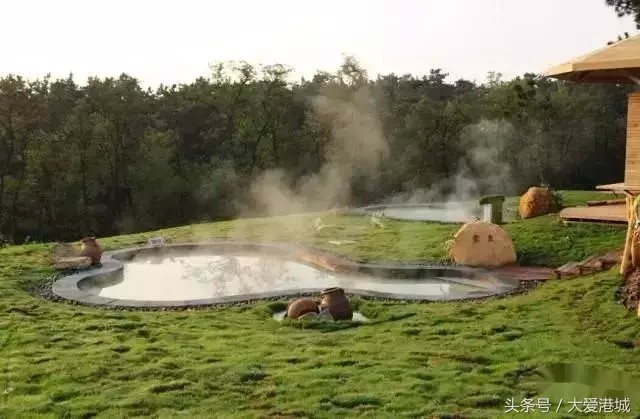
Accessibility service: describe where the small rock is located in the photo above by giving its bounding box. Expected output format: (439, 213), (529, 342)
(54, 256), (92, 270)
(369, 216), (385, 229)
(148, 237), (166, 247)
(298, 312), (319, 321)
(328, 240), (357, 246)
(318, 309), (334, 322)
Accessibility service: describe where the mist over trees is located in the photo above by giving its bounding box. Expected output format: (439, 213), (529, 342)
(0, 57), (633, 243)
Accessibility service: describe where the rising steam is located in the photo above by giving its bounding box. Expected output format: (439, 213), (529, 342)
(389, 118), (516, 208)
(249, 86), (389, 216)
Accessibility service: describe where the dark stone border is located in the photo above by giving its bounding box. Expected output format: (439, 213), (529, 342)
(47, 241), (522, 309)
(39, 275), (541, 312)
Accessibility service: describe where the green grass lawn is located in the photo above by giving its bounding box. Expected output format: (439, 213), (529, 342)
(1, 191), (638, 418)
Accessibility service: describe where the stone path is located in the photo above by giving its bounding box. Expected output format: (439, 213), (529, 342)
(554, 250), (622, 279)
(489, 250), (623, 282)
(490, 265), (557, 281)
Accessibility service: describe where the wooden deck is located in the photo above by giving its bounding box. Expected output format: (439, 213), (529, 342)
(554, 249), (623, 278)
(559, 203), (627, 224)
(596, 182), (627, 192)
(596, 182), (640, 195)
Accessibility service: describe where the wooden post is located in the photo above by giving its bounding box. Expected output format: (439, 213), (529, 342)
(622, 194), (637, 275)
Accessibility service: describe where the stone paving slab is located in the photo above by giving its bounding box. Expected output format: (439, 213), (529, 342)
(491, 265), (557, 281)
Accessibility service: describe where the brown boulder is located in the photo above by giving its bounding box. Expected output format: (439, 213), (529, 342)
(51, 242), (92, 270)
(448, 220), (517, 268)
(54, 256), (92, 270)
(518, 187), (554, 219)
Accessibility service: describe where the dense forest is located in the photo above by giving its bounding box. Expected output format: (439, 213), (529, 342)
(0, 54), (634, 243)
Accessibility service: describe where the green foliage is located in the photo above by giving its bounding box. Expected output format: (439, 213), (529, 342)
(606, 0), (640, 28)
(0, 57), (634, 242)
(550, 190), (564, 212)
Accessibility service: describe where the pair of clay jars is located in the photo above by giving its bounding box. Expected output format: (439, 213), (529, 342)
(286, 287), (353, 321)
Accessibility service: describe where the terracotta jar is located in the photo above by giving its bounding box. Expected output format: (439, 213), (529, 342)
(319, 287), (352, 320)
(287, 298), (319, 319)
(80, 236), (103, 266)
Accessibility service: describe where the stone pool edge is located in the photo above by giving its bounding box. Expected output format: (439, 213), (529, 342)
(46, 241), (524, 309)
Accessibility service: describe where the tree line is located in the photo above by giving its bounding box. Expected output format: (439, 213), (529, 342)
(0, 57), (633, 243)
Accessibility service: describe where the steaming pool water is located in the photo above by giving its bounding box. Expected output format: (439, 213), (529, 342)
(360, 203), (480, 223)
(51, 244), (520, 308)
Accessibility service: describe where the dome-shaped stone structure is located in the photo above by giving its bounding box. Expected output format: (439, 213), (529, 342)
(449, 220), (517, 268)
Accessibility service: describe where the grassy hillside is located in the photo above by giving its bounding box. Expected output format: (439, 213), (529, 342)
(0, 191), (637, 418)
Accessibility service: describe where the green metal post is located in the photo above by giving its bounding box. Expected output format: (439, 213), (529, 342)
(479, 195), (505, 224)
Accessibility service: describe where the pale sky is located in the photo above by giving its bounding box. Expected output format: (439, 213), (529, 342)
(1, 0), (638, 87)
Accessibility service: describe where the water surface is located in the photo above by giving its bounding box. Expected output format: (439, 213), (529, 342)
(363, 203), (479, 222)
(82, 254), (509, 301)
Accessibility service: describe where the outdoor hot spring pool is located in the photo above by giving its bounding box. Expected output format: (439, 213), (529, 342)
(360, 202), (481, 223)
(51, 243), (520, 308)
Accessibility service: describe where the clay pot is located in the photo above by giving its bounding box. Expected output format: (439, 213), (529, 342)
(80, 236), (103, 266)
(286, 298), (319, 319)
(319, 287), (352, 320)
